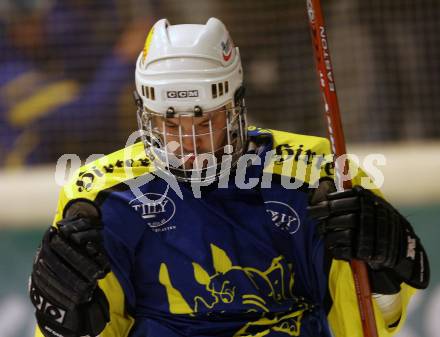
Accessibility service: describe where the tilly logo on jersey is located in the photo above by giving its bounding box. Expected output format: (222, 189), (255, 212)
(265, 201), (301, 235)
(129, 193), (176, 232)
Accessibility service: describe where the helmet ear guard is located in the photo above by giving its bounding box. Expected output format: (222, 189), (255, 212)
(133, 90), (143, 111)
(234, 85), (246, 107)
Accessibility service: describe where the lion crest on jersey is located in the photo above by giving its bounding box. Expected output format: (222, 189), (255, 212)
(159, 244), (310, 336)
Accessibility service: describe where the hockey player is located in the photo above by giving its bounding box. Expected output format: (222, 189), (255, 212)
(29, 18), (429, 337)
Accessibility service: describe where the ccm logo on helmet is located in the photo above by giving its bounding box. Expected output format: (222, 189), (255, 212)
(167, 90), (199, 99)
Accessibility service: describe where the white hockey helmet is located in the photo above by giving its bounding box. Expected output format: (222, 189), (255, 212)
(135, 17), (247, 183)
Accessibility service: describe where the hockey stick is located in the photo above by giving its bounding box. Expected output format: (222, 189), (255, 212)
(306, 1), (378, 337)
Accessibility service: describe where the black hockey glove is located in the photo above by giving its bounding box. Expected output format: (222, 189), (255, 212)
(29, 202), (111, 337)
(308, 180), (430, 294)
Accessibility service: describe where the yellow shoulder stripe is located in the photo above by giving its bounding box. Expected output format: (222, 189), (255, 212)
(54, 142), (154, 224)
(258, 129), (384, 195)
(260, 128), (334, 186)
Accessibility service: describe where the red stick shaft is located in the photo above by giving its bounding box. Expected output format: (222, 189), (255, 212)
(306, 1), (378, 336)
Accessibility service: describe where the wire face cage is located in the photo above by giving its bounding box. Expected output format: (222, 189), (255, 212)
(136, 98), (247, 183)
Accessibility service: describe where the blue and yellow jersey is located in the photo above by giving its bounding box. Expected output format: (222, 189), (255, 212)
(35, 127), (415, 337)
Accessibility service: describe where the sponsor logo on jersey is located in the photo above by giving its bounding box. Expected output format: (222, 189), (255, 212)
(265, 201), (301, 235)
(273, 143), (334, 177)
(221, 38), (233, 62)
(75, 157), (152, 193)
(76, 171), (98, 192)
(166, 90), (199, 99)
(129, 193), (176, 232)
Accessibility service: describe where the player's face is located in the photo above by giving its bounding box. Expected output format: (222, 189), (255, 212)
(151, 106), (228, 170)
